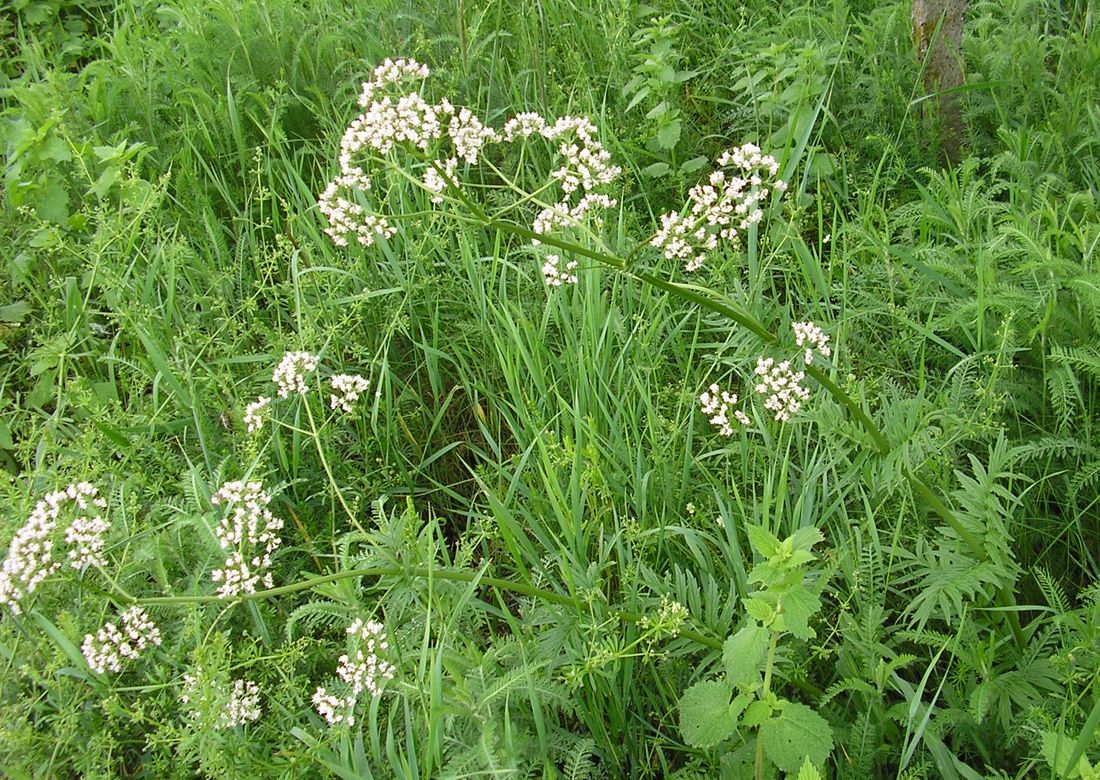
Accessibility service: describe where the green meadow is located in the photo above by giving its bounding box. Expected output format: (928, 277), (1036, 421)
(1, 0), (1098, 776)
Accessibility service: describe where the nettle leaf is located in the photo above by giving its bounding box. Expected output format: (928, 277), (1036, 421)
(723, 624), (770, 687)
(779, 585), (821, 639)
(789, 527), (824, 554)
(747, 524), (782, 559)
(796, 757), (823, 780)
(678, 680), (740, 748)
(759, 701), (833, 773)
(656, 118), (681, 150)
(741, 699), (773, 728)
(744, 595), (777, 626)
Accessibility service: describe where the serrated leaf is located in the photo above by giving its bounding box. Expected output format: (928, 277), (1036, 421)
(746, 525), (781, 558)
(0, 301), (31, 323)
(723, 624), (770, 687)
(679, 156), (707, 175)
(759, 701), (833, 773)
(779, 585), (820, 639)
(625, 85), (651, 112)
(794, 756), (822, 780)
(645, 101), (670, 120)
(1041, 730), (1092, 778)
(90, 165), (120, 198)
(788, 526), (823, 553)
(742, 699), (773, 728)
(36, 180), (69, 224)
(656, 118), (681, 150)
(678, 680), (739, 747)
(40, 136), (71, 162)
(744, 595), (777, 625)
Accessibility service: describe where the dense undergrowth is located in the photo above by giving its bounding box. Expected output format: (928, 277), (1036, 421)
(1, 0), (1098, 777)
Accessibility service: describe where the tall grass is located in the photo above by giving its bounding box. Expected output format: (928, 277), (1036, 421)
(1, 0), (1098, 777)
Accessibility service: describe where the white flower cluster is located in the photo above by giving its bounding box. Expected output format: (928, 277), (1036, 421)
(273, 351), (319, 398)
(320, 59), (622, 289)
(652, 143), (787, 272)
(182, 671), (262, 729)
(753, 357), (810, 422)
(329, 374), (370, 413)
(792, 321), (831, 365)
(81, 606), (162, 674)
(243, 396), (271, 433)
(422, 157), (458, 204)
(318, 177), (396, 248)
(1, 483), (109, 615)
(357, 57), (431, 108)
(541, 254), (579, 287)
(209, 481), (284, 599)
(313, 618), (394, 727)
(699, 383), (752, 435)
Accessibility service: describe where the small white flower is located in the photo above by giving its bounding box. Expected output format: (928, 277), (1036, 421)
(699, 383), (749, 436)
(753, 357), (810, 422)
(792, 321), (831, 365)
(1, 483), (109, 614)
(209, 481), (284, 598)
(652, 143), (785, 272)
(82, 606), (161, 674)
(244, 396), (271, 433)
(273, 352), (319, 398)
(314, 618), (394, 726)
(329, 374), (371, 413)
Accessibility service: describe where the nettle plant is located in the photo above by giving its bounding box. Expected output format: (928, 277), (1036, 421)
(678, 525), (832, 778)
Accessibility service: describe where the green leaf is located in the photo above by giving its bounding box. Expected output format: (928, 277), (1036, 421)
(679, 156), (707, 175)
(723, 624), (770, 687)
(0, 301), (31, 323)
(679, 680), (739, 748)
(645, 100), (670, 121)
(625, 85), (651, 112)
(746, 525), (782, 559)
(36, 180), (69, 224)
(788, 526), (822, 554)
(794, 757), (822, 780)
(744, 595), (777, 625)
(656, 118), (681, 150)
(40, 136), (71, 162)
(641, 162), (670, 178)
(742, 699), (773, 728)
(1041, 730), (1094, 778)
(759, 701), (833, 773)
(90, 165), (120, 198)
(779, 585), (820, 639)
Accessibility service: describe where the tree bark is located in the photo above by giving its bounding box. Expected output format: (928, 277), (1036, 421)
(911, 0), (968, 164)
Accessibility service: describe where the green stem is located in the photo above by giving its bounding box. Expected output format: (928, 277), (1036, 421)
(128, 565), (724, 651)
(756, 630), (780, 780)
(303, 399), (359, 527)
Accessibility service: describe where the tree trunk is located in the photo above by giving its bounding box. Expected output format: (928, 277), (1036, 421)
(911, 0), (968, 164)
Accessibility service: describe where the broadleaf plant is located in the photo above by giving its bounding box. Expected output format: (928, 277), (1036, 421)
(679, 523), (833, 778)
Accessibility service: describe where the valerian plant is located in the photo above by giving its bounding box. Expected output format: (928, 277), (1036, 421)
(678, 524), (833, 778)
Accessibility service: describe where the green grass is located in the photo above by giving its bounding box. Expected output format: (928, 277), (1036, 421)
(2, 0), (1099, 777)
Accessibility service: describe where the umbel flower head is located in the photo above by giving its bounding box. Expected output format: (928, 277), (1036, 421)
(313, 617), (395, 727)
(81, 606), (162, 674)
(181, 670), (262, 729)
(319, 58), (621, 288)
(209, 480), (284, 599)
(1, 483), (110, 615)
(651, 143), (786, 272)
